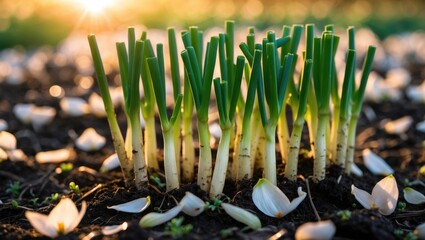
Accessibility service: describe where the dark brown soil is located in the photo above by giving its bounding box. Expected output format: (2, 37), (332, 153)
(1, 59), (425, 240)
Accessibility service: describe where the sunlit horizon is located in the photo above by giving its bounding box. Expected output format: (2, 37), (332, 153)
(78, 0), (116, 14)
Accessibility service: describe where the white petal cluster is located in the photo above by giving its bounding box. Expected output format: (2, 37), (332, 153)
(252, 178), (306, 218)
(351, 175), (398, 215)
(25, 198), (86, 238)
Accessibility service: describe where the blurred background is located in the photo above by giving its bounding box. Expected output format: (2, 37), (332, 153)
(0, 0), (424, 49)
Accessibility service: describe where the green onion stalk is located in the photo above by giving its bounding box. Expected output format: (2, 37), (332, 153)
(345, 46), (376, 173)
(91, 31), (148, 189)
(88, 35), (134, 186)
(210, 54), (245, 198)
(236, 47), (262, 180)
(257, 32), (295, 185)
(180, 27), (202, 182)
(334, 49), (356, 167)
(211, 22), (247, 195)
(244, 29), (265, 173)
(167, 27), (182, 174)
(277, 25), (302, 164)
(327, 25), (342, 164)
(181, 34), (218, 191)
(122, 38), (147, 189)
(232, 28), (254, 180)
(146, 42), (183, 191)
(312, 32), (334, 182)
(284, 59), (312, 180)
(139, 33), (159, 172)
(284, 24), (314, 181)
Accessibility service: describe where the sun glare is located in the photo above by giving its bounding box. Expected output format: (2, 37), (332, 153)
(78, 0), (115, 14)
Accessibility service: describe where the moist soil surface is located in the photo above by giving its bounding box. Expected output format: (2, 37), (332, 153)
(1, 60), (425, 240)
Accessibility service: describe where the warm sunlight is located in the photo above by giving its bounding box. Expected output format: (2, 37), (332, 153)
(78, 0), (115, 14)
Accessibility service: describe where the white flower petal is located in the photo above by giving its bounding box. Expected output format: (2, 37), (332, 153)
(31, 106), (56, 129)
(385, 68), (411, 89)
(60, 97), (90, 117)
(351, 162), (364, 177)
(351, 185), (373, 210)
(221, 203), (261, 230)
(35, 148), (75, 164)
(66, 201), (87, 233)
(25, 211), (58, 238)
(101, 222), (128, 235)
(179, 192), (205, 217)
(209, 122), (221, 139)
(362, 149), (394, 175)
(414, 222), (425, 239)
(48, 198), (80, 233)
(109, 86), (124, 107)
(100, 153), (120, 173)
(0, 119), (8, 131)
(295, 220), (336, 240)
(371, 175), (398, 215)
(0, 148), (7, 161)
(0, 131), (17, 150)
(89, 93), (106, 118)
(417, 120), (425, 133)
(13, 103), (34, 124)
(107, 197), (151, 213)
(403, 187), (425, 205)
(7, 149), (27, 162)
(252, 178), (294, 218)
(383, 116), (413, 135)
(75, 128), (106, 152)
(286, 187), (307, 214)
(139, 205), (183, 228)
(406, 85), (425, 103)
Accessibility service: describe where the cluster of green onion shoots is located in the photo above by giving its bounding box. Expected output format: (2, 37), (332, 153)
(88, 21), (376, 198)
